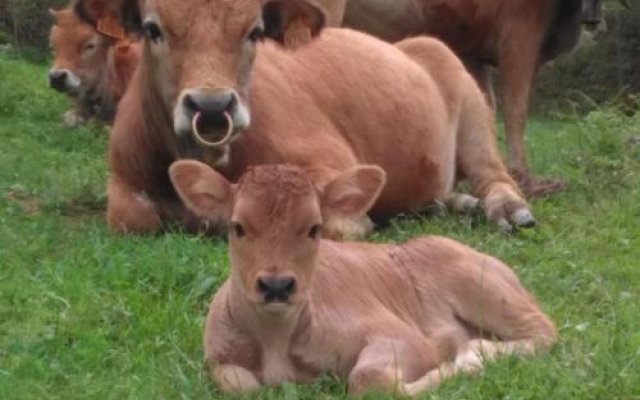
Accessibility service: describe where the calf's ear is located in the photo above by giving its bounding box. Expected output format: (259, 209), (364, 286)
(262, 0), (326, 49)
(321, 165), (386, 221)
(73, 0), (142, 35)
(169, 160), (233, 221)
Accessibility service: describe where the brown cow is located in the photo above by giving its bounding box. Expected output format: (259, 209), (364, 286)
(73, 0), (535, 238)
(48, 7), (139, 126)
(169, 160), (557, 396)
(315, 0), (605, 196)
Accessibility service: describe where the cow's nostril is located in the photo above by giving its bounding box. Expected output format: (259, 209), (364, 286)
(183, 93), (199, 114)
(182, 91), (234, 115)
(257, 276), (296, 302)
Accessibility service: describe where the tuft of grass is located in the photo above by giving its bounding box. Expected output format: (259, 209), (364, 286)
(1, 52), (639, 400)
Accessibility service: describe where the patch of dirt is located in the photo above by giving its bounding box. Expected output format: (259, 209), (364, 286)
(3, 191), (41, 215)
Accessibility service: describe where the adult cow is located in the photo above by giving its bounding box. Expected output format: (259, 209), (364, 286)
(314, 0), (607, 196)
(48, 7), (140, 126)
(72, 0), (535, 239)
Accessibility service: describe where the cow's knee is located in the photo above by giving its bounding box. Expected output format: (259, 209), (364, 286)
(107, 179), (162, 234)
(348, 363), (403, 396)
(322, 214), (374, 241)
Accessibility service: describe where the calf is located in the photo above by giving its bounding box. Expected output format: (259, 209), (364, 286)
(74, 0), (535, 238)
(319, 0), (609, 196)
(48, 7), (139, 125)
(169, 160), (557, 396)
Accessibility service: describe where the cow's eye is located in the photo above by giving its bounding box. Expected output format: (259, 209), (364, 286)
(248, 26), (264, 42)
(308, 224), (321, 239)
(143, 20), (163, 42)
(231, 222), (246, 238)
(83, 43), (96, 52)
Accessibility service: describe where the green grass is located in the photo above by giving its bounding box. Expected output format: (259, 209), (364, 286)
(1, 48), (639, 400)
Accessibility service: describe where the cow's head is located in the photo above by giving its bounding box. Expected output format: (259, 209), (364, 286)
(169, 161), (385, 312)
(48, 8), (98, 94)
(74, 0), (325, 151)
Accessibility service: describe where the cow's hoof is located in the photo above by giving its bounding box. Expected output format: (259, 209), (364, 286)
(63, 110), (87, 127)
(513, 208), (536, 228)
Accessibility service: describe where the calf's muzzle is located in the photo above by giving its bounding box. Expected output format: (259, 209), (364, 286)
(257, 276), (296, 303)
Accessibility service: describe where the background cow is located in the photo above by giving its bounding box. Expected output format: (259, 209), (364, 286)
(313, 0), (607, 196)
(48, 7), (139, 126)
(73, 0), (536, 238)
(169, 160), (557, 396)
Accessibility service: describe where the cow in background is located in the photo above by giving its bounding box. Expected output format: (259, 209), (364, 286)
(315, 0), (607, 196)
(48, 8), (139, 126)
(169, 160), (557, 395)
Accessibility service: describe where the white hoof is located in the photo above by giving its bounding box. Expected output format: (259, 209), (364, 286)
(512, 208), (536, 228)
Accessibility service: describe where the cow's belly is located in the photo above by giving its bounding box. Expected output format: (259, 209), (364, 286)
(343, 0), (425, 41)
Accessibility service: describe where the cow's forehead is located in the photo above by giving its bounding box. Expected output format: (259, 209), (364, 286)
(50, 11), (94, 46)
(146, 0), (262, 33)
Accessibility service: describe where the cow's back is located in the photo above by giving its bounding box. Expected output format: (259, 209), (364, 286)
(236, 29), (465, 216)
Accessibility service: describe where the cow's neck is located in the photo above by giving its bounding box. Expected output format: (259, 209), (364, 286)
(139, 62), (178, 159)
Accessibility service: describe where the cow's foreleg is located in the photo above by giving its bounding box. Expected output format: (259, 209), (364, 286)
(456, 84), (535, 231)
(498, 23), (565, 197)
(106, 175), (163, 234)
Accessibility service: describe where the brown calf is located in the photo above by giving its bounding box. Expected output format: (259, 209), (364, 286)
(318, 0), (605, 196)
(48, 7), (139, 126)
(169, 160), (557, 396)
(74, 0), (534, 238)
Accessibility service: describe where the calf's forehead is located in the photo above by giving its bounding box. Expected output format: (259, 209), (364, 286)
(232, 166), (321, 229)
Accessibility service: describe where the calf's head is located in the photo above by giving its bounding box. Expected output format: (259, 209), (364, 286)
(74, 0), (325, 152)
(169, 161), (385, 312)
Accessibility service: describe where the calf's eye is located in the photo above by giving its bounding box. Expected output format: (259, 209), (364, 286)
(308, 224), (321, 239)
(143, 20), (163, 42)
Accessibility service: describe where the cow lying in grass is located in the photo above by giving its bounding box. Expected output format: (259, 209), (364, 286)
(169, 160), (557, 396)
(48, 7), (139, 126)
(73, 0), (535, 238)
(312, 0), (609, 197)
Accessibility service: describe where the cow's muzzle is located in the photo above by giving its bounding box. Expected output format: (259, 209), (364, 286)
(48, 69), (81, 94)
(173, 88), (249, 147)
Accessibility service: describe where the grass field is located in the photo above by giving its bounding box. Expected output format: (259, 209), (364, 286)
(1, 48), (639, 400)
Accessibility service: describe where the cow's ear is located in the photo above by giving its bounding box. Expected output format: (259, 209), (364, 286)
(49, 8), (59, 20)
(169, 160), (234, 221)
(321, 165), (386, 221)
(73, 0), (142, 34)
(262, 0), (326, 49)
